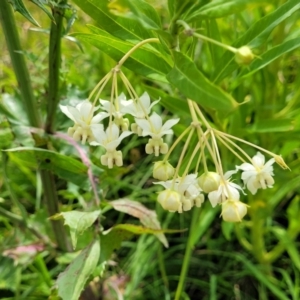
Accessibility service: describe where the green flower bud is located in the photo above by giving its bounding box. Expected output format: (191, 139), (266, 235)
(222, 199), (247, 222)
(153, 161), (175, 181)
(235, 46), (254, 65)
(198, 172), (221, 193)
(157, 189), (181, 213)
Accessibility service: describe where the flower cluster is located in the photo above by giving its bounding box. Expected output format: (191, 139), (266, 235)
(59, 41), (288, 223)
(60, 68), (179, 169)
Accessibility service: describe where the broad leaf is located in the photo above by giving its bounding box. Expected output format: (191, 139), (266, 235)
(110, 198), (168, 247)
(56, 240), (100, 300)
(74, 27), (171, 82)
(214, 0), (300, 82)
(167, 51), (238, 114)
(51, 210), (101, 249)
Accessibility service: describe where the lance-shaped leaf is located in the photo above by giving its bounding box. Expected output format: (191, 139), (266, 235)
(186, 0), (267, 20)
(10, 0), (40, 26)
(167, 51), (238, 114)
(56, 240), (100, 300)
(74, 27), (171, 82)
(214, 0), (300, 82)
(72, 0), (154, 42)
(110, 198), (168, 247)
(51, 210), (101, 249)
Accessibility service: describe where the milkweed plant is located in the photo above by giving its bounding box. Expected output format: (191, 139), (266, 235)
(0, 0), (299, 299)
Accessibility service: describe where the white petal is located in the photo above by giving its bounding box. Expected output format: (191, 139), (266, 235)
(208, 188), (222, 207)
(252, 152), (265, 167)
(135, 118), (151, 133)
(150, 112), (163, 131)
(161, 118), (180, 132)
(67, 106), (82, 123)
(149, 99), (160, 110)
(224, 169), (238, 180)
(140, 92), (150, 109)
(60, 105), (76, 122)
(118, 131), (133, 143)
(237, 162), (256, 172)
(91, 112), (109, 123)
(90, 124), (105, 143)
(79, 101), (93, 121)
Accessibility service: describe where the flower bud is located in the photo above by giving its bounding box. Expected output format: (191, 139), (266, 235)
(274, 155), (290, 170)
(221, 199), (247, 222)
(235, 46), (254, 65)
(153, 161), (175, 181)
(157, 189), (181, 213)
(198, 172), (221, 193)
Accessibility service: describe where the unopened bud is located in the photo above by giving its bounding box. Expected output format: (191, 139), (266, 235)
(157, 189), (181, 213)
(235, 46), (254, 65)
(222, 199), (247, 222)
(153, 161), (175, 181)
(198, 172), (221, 193)
(274, 155), (290, 170)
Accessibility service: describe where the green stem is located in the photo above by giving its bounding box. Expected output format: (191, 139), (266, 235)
(40, 170), (71, 251)
(0, 0), (70, 251)
(45, 0), (67, 133)
(174, 208), (199, 300)
(0, 0), (41, 127)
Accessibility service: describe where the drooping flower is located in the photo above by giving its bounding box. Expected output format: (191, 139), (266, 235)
(221, 199), (248, 222)
(60, 100), (108, 143)
(135, 112), (179, 156)
(99, 93), (130, 131)
(155, 174), (204, 212)
(157, 189), (182, 213)
(208, 170), (244, 208)
(123, 92), (159, 119)
(236, 152), (275, 194)
(90, 123), (132, 168)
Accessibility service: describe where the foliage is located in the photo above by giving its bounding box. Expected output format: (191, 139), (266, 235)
(0, 0), (300, 299)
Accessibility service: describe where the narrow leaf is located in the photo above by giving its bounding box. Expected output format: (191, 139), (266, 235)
(10, 0), (40, 26)
(238, 37), (300, 79)
(30, 0), (54, 21)
(74, 28), (171, 81)
(167, 51), (238, 114)
(214, 0), (300, 82)
(110, 198), (168, 247)
(51, 210), (101, 249)
(56, 240), (100, 300)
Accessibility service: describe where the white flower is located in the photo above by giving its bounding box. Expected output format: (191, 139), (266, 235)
(60, 100), (108, 143)
(90, 123), (132, 168)
(99, 93), (130, 130)
(155, 174), (204, 212)
(237, 152), (275, 194)
(221, 199), (248, 222)
(208, 170), (244, 208)
(123, 92), (159, 119)
(135, 112), (179, 156)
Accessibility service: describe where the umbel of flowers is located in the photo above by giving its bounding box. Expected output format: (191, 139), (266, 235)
(59, 38), (288, 223)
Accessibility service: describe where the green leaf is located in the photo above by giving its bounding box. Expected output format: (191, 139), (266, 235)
(51, 210), (101, 249)
(56, 240), (100, 300)
(5, 147), (103, 189)
(272, 227), (300, 272)
(10, 0), (40, 26)
(110, 198), (168, 247)
(238, 37), (300, 79)
(74, 27), (171, 81)
(72, 0), (153, 42)
(109, 0), (162, 30)
(214, 0), (300, 82)
(186, 0), (266, 20)
(249, 118), (295, 133)
(30, 0), (54, 21)
(167, 51), (239, 114)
